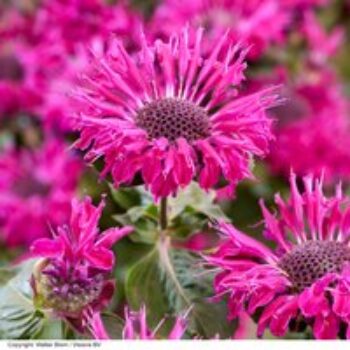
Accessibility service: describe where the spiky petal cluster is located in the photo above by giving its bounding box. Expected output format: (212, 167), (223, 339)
(0, 43), (42, 121)
(89, 305), (188, 340)
(269, 68), (350, 183)
(208, 173), (350, 339)
(0, 0), (143, 132)
(4, 0), (143, 54)
(302, 10), (344, 65)
(282, 0), (329, 6)
(0, 36), (79, 132)
(0, 140), (82, 247)
(270, 115), (350, 183)
(72, 27), (279, 200)
(30, 196), (132, 327)
(149, 0), (290, 59)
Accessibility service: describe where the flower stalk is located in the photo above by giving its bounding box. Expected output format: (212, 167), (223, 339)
(159, 197), (168, 240)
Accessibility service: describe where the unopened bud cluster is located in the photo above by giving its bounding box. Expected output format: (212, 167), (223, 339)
(34, 260), (104, 315)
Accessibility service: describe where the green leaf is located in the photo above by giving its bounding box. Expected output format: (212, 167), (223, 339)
(113, 201), (159, 244)
(114, 210), (158, 245)
(114, 183), (226, 244)
(125, 249), (170, 326)
(100, 313), (125, 339)
(127, 205), (158, 223)
(115, 182), (228, 244)
(111, 186), (158, 243)
(109, 184), (141, 210)
(125, 240), (234, 338)
(0, 266), (18, 286)
(35, 319), (64, 339)
(0, 259), (45, 339)
(112, 239), (154, 309)
(168, 182), (228, 221)
(170, 212), (209, 240)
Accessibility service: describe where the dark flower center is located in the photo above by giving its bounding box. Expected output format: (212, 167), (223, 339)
(135, 98), (211, 142)
(278, 241), (350, 292)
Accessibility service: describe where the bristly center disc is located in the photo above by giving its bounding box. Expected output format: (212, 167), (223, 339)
(135, 98), (211, 142)
(278, 240), (350, 292)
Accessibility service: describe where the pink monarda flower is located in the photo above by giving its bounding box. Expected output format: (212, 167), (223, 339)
(0, 7), (35, 41)
(72, 27), (279, 200)
(89, 305), (188, 340)
(268, 68), (350, 183)
(301, 10), (344, 65)
(208, 173), (350, 339)
(16, 37), (88, 133)
(30, 196), (132, 330)
(0, 140), (82, 247)
(0, 40), (72, 132)
(7, 29), (97, 133)
(149, 0), (290, 59)
(270, 115), (350, 184)
(281, 0), (329, 8)
(0, 1), (143, 131)
(33, 0), (143, 54)
(1, 0), (143, 53)
(0, 45), (42, 120)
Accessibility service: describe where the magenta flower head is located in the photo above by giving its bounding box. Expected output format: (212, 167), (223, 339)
(89, 305), (188, 340)
(30, 196), (132, 329)
(208, 172), (350, 339)
(302, 10), (344, 65)
(0, 140), (82, 247)
(0, 43), (42, 120)
(149, 0), (290, 59)
(268, 68), (350, 183)
(72, 27), (279, 200)
(33, 0), (143, 53)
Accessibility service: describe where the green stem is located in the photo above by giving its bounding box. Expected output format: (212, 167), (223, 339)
(159, 197), (168, 238)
